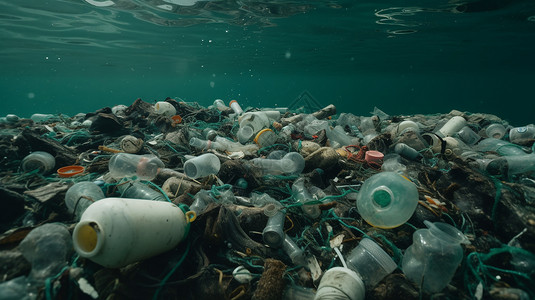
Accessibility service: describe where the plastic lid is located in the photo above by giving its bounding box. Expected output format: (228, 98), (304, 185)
(57, 165), (85, 178)
(229, 99), (238, 107)
(254, 129), (277, 147)
(358, 238), (397, 273)
(365, 150), (384, 164)
(424, 220), (470, 245)
(171, 115), (182, 125)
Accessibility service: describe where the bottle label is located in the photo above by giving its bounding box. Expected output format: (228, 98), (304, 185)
(517, 127), (528, 133)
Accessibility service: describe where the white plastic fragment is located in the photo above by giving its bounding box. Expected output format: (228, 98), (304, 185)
(78, 277), (99, 299)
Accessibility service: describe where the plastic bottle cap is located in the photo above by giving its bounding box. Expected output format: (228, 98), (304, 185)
(365, 150), (384, 164)
(372, 187), (392, 208)
(229, 100), (238, 107)
(171, 115), (182, 125)
(57, 165), (85, 177)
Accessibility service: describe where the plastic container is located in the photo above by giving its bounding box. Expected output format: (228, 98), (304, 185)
(19, 223), (72, 281)
(476, 138), (526, 156)
(254, 129), (277, 148)
(437, 116), (466, 137)
(394, 143), (422, 161)
(262, 207), (286, 248)
(279, 124), (296, 141)
(65, 182), (105, 220)
(213, 99), (227, 111)
(486, 123), (506, 139)
(282, 235), (306, 266)
(421, 133), (445, 154)
(402, 221), (469, 293)
(117, 180), (167, 202)
(239, 112), (271, 134)
(202, 127), (217, 141)
(183, 153), (221, 179)
(356, 172), (419, 228)
(21, 151), (55, 174)
(108, 153), (164, 180)
(485, 154), (535, 176)
(154, 101), (176, 117)
(315, 267), (365, 300)
(31, 113), (55, 123)
(346, 238), (397, 288)
(237, 125), (255, 143)
(292, 177), (321, 219)
(214, 136), (259, 155)
(229, 100), (243, 115)
(457, 126), (481, 146)
(73, 197), (191, 268)
(251, 152), (305, 176)
(509, 125), (535, 145)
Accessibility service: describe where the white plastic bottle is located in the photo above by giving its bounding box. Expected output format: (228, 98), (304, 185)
(72, 198), (192, 268)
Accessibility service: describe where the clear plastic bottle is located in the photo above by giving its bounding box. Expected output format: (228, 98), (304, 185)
(509, 125), (535, 145)
(183, 153), (221, 179)
(292, 177), (321, 219)
(402, 221), (470, 293)
(65, 181), (105, 220)
(356, 172), (418, 229)
(21, 151), (56, 174)
(457, 126), (481, 146)
(476, 138), (526, 156)
(117, 180), (167, 202)
(437, 116), (466, 138)
(189, 190), (214, 215)
(282, 235), (306, 266)
(252, 152), (305, 176)
(485, 154), (535, 176)
(262, 202), (286, 248)
(108, 153), (164, 180)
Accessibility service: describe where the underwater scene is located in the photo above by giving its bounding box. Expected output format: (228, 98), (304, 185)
(1, 1), (535, 300)
(1, 0), (535, 123)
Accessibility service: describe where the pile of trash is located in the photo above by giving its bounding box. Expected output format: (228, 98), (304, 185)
(0, 98), (534, 300)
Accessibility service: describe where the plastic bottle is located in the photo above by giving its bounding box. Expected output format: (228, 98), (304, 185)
(21, 151), (56, 174)
(315, 267), (365, 300)
(402, 220), (470, 293)
(279, 124), (296, 141)
(396, 120), (420, 136)
(251, 152), (305, 176)
(189, 137), (226, 151)
(485, 123), (506, 139)
(476, 138), (526, 156)
(292, 177), (321, 219)
(282, 235), (306, 266)
(117, 180), (167, 202)
(214, 136), (259, 155)
(346, 238), (397, 288)
(229, 100), (243, 115)
(189, 190), (214, 215)
(65, 181), (105, 220)
(262, 202), (286, 248)
(19, 223), (72, 281)
(254, 129), (278, 148)
(394, 143), (422, 161)
(30, 113), (55, 123)
(202, 127), (218, 141)
(213, 99), (227, 111)
(73, 197), (191, 268)
(108, 153), (164, 180)
(183, 153), (221, 179)
(509, 125), (535, 145)
(356, 172), (419, 229)
(154, 101), (176, 117)
(485, 154), (535, 176)
(237, 125), (255, 143)
(437, 116), (466, 137)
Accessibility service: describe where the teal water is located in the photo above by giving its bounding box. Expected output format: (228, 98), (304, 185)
(1, 0), (534, 124)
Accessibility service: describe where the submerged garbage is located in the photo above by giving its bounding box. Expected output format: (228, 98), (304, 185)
(0, 98), (534, 300)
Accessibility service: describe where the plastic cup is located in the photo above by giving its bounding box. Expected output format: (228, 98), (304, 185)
(237, 125), (254, 144)
(356, 172), (419, 228)
(315, 267), (365, 300)
(254, 129), (277, 148)
(183, 153), (221, 179)
(65, 181), (105, 220)
(346, 238), (397, 288)
(486, 123), (506, 139)
(21, 151), (55, 174)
